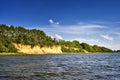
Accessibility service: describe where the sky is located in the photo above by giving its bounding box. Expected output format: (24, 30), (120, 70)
(0, 0), (120, 50)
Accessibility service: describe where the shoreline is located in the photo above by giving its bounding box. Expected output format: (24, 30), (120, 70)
(0, 52), (115, 56)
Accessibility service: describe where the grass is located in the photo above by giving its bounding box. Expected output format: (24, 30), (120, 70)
(0, 52), (113, 56)
(0, 52), (26, 56)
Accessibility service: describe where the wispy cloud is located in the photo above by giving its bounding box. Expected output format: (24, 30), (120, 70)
(31, 20), (120, 38)
(78, 21), (120, 25)
(38, 24), (108, 35)
(80, 38), (99, 43)
(55, 34), (62, 39)
(72, 38), (99, 44)
(48, 34), (63, 40)
(100, 35), (114, 41)
(115, 32), (120, 36)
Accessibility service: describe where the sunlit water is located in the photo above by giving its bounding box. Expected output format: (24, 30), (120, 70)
(0, 53), (120, 80)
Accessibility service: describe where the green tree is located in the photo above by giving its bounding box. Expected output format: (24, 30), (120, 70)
(93, 45), (102, 52)
(80, 43), (94, 52)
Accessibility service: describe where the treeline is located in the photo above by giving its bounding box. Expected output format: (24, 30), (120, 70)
(113, 50), (120, 52)
(59, 40), (112, 53)
(0, 24), (112, 53)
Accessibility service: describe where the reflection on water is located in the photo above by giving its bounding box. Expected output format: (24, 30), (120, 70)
(0, 53), (120, 80)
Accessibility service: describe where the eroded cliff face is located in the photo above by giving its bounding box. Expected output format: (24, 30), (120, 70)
(13, 43), (62, 54)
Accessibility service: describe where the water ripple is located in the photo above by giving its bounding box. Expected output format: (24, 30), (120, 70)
(0, 53), (120, 80)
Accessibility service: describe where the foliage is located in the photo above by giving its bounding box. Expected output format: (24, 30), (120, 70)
(0, 34), (18, 53)
(80, 43), (94, 52)
(0, 24), (112, 53)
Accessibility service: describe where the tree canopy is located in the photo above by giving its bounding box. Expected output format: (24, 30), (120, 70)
(0, 24), (112, 53)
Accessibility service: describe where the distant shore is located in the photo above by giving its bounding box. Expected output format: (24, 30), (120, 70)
(0, 53), (25, 56)
(0, 52), (116, 56)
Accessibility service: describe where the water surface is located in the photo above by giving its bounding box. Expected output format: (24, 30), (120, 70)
(0, 53), (120, 80)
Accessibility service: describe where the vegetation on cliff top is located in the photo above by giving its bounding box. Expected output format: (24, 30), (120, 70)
(0, 24), (112, 53)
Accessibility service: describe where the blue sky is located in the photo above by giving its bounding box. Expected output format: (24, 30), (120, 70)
(0, 0), (120, 50)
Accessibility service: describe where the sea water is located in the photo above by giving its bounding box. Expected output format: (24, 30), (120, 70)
(0, 53), (120, 80)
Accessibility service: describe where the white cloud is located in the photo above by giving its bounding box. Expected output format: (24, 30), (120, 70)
(101, 35), (114, 41)
(55, 34), (63, 40)
(108, 44), (120, 50)
(48, 19), (59, 25)
(49, 19), (54, 24)
(47, 34), (63, 40)
(47, 34), (54, 39)
(55, 22), (59, 25)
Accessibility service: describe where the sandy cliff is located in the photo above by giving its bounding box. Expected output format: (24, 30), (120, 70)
(13, 43), (62, 54)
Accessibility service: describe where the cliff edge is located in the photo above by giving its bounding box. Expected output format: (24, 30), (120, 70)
(13, 43), (62, 54)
